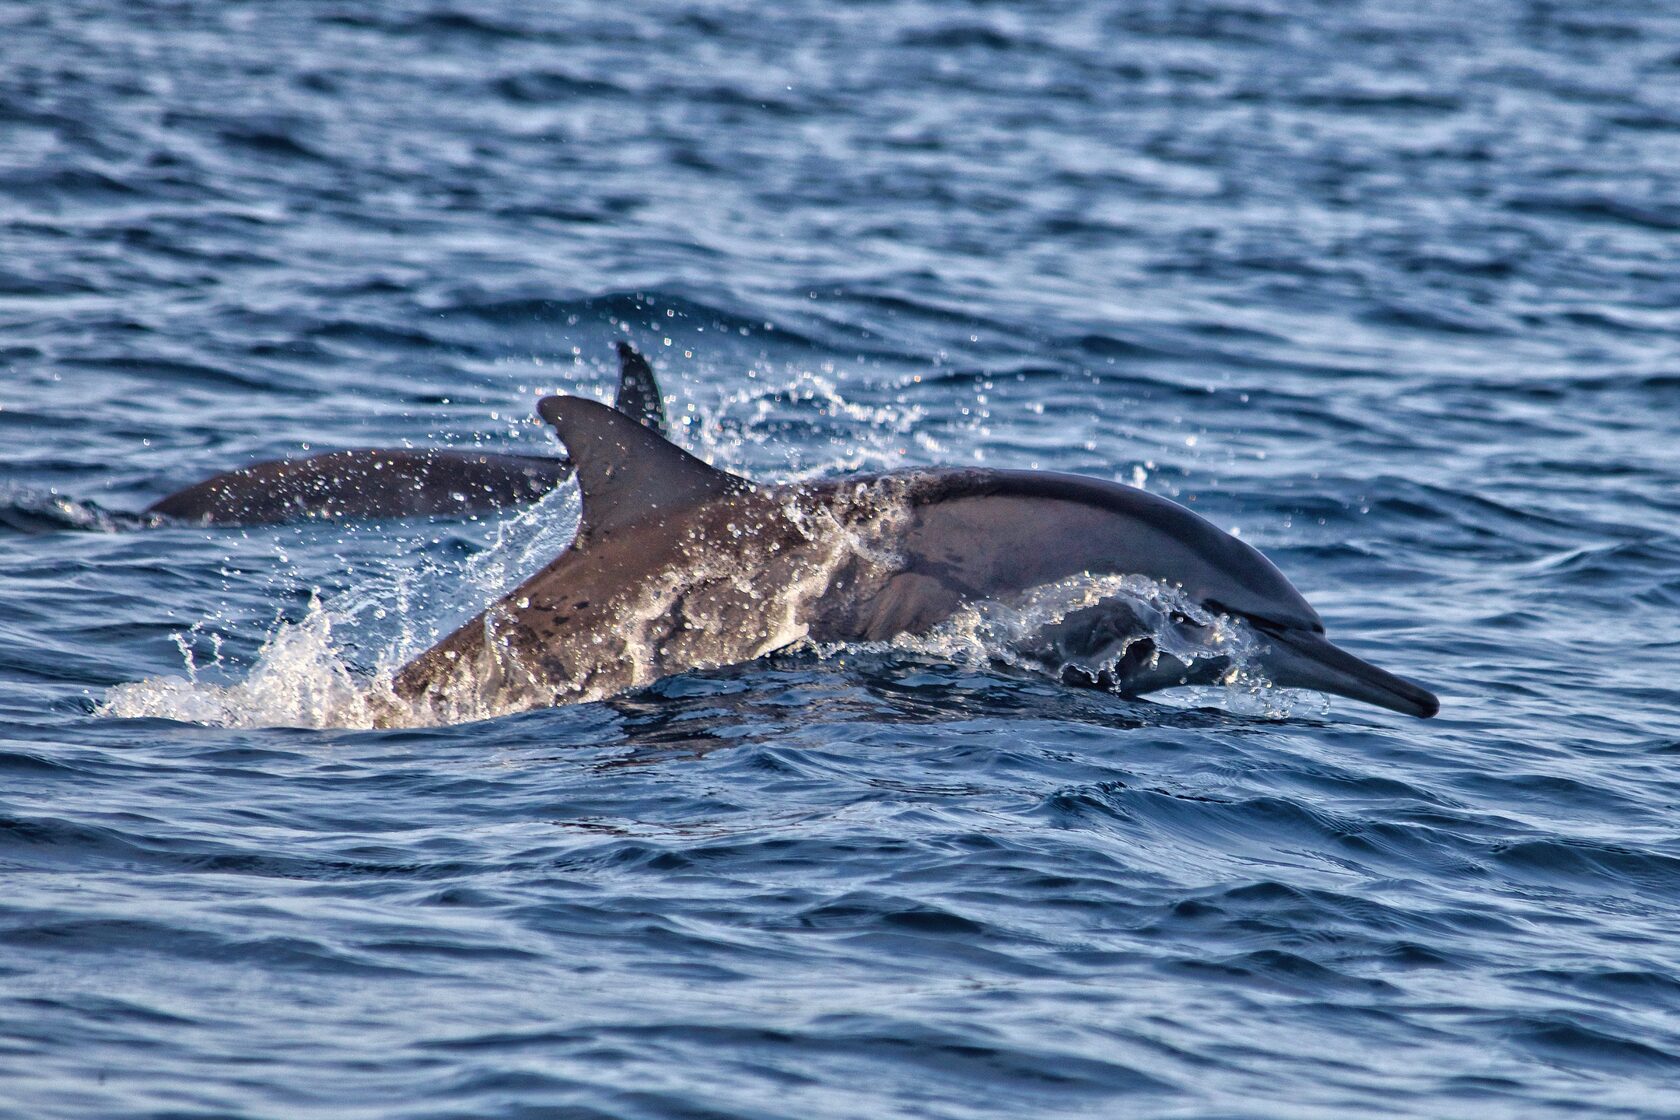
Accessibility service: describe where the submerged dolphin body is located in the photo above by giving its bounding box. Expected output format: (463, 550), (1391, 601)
(145, 343), (668, 526)
(391, 396), (1439, 723)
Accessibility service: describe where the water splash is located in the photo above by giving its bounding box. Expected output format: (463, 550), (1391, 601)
(856, 573), (1299, 718)
(98, 595), (400, 728)
(96, 487), (585, 730)
(693, 362), (932, 478)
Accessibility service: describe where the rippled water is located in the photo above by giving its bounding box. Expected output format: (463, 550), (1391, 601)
(5, 1), (1680, 1116)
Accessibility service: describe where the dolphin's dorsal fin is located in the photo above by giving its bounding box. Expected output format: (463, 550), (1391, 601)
(537, 396), (749, 538)
(613, 342), (668, 436)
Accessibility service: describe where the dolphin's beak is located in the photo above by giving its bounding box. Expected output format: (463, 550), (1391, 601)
(1256, 628), (1439, 718)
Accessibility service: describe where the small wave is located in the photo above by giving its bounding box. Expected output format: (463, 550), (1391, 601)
(0, 165), (142, 203)
(489, 69), (627, 104)
(323, 8), (540, 42)
(1504, 192), (1680, 233)
(214, 124), (326, 163)
(438, 288), (804, 344)
(1292, 89), (1463, 114)
(58, 355), (294, 395)
(1503, 1014), (1680, 1075)
(0, 491), (151, 534)
(896, 20), (1033, 52)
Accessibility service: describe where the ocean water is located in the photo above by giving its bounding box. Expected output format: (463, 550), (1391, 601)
(4, 0), (1680, 1116)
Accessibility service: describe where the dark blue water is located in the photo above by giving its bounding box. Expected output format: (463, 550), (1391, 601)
(5, 1), (1680, 1115)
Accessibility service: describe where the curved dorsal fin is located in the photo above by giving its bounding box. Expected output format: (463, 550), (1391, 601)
(612, 341), (668, 436)
(536, 396), (749, 538)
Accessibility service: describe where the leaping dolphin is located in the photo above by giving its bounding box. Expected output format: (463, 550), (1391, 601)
(145, 342), (668, 526)
(389, 394), (1439, 723)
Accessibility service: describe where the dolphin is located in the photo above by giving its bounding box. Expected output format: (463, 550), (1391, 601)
(144, 342), (668, 526)
(389, 394), (1439, 723)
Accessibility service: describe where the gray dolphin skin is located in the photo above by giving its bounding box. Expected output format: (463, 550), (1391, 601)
(390, 395), (1439, 723)
(145, 342), (667, 526)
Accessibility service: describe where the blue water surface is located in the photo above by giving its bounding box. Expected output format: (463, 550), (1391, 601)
(4, 1), (1680, 1116)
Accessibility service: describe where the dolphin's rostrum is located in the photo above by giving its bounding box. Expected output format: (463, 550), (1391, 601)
(390, 395), (1439, 723)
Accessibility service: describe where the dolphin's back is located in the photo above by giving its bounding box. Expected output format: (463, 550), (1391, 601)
(144, 450), (572, 525)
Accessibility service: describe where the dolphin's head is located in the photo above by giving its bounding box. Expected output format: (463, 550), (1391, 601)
(884, 469), (1442, 719)
(1150, 505), (1438, 719)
